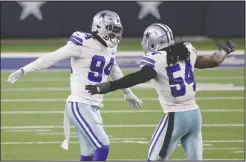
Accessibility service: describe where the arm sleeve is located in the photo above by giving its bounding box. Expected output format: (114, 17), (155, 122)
(22, 43), (83, 73)
(109, 66), (157, 91)
(109, 62), (132, 94)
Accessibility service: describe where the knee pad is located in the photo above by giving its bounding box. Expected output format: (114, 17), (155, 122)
(92, 145), (109, 161)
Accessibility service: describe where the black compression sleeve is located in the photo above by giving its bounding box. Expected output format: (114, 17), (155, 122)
(109, 66), (157, 91)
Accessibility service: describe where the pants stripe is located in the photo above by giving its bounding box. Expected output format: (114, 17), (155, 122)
(149, 114), (165, 146)
(71, 102), (103, 148)
(159, 112), (175, 159)
(148, 113), (169, 159)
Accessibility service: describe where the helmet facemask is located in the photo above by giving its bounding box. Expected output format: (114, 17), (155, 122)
(103, 23), (123, 48)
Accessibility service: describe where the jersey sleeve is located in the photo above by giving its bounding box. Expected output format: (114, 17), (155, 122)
(139, 52), (159, 69)
(22, 43), (83, 73)
(184, 42), (197, 55)
(68, 31), (84, 46)
(184, 42), (198, 67)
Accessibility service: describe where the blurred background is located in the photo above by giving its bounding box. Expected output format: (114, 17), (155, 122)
(1, 1), (245, 37)
(1, 1), (245, 51)
(1, 1), (245, 161)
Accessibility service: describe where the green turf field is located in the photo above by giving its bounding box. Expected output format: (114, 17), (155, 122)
(1, 38), (245, 52)
(1, 67), (245, 160)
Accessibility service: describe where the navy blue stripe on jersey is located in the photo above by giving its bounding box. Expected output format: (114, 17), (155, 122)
(140, 61), (155, 68)
(69, 35), (83, 46)
(154, 24), (170, 43)
(142, 57), (156, 65)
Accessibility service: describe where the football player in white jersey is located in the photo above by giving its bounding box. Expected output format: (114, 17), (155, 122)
(85, 23), (236, 161)
(7, 10), (142, 161)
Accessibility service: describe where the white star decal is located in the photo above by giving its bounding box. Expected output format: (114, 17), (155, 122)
(17, 1), (46, 20)
(137, 2), (163, 20)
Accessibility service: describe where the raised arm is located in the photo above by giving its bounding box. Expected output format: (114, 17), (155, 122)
(109, 61), (133, 94)
(195, 41), (236, 69)
(7, 43), (82, 84)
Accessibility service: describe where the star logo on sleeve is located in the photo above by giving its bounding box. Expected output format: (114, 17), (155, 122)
(137, 2), (163, 20)
(17, 1), (46, 20)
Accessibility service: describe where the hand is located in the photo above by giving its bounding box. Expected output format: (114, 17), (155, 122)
(124, 92), (143, 108)
(85, 82), (111, 95)
(7, 69), (26, 84)
(216, 40), (236, 54)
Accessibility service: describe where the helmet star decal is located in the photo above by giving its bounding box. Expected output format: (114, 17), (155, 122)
(145, 32), (151, 38)
(99, 12), (106, 18)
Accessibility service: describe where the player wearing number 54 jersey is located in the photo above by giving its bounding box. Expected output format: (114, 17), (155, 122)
(7, 10), (142, 161)
(86, 23), (236, 161)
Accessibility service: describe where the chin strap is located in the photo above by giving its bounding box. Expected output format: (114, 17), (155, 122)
(92, 31), (108, 47)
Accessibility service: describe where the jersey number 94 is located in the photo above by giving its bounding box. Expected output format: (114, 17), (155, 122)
(88, 55), (114, 83)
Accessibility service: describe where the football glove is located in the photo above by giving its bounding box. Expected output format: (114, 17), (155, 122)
(216, 40), (236, 54)
(7, 68), (26, 84)
(124, 91), (143, 108)
(85, 82), (111, 95)
(85, 82), (143, 108)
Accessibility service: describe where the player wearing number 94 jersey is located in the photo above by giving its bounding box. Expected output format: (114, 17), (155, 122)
(7, 10), (142, 161)
(86, 23), (236, 161)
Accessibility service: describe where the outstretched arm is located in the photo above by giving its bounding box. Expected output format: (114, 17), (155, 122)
(86, 66), (157, 95)
(7, 43), (82, 84)
(109, 62), (132, 94)
(23, 43), (82, 73)
(109, 62), (144, 108)
(195, 41), (236, 69)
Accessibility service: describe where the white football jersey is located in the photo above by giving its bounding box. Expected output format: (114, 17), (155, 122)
(22, 31), (129, 107)
(140, 42), (199, 113)
(66, 31), (117, 106)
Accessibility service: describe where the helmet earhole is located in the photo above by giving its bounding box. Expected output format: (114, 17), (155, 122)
(151, 44), (154, 48)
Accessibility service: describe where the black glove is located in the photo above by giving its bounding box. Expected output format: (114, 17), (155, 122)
(216, 40), (236, 54)
(85, 82), (111, 95)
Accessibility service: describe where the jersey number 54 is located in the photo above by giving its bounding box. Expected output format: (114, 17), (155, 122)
(166, 61), (196, 97)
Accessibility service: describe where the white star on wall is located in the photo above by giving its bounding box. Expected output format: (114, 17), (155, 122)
(137, 2), (163, 20)
(17, 1), (46, 20)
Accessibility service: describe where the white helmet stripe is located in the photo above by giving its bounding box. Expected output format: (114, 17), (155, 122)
(164, 25), (174, 41)
(161, 24), (172, 43)
(154, 24), (170, 43)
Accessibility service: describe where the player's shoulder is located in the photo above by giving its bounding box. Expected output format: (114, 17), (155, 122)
(144, 51), (162, 59)
(140, 51), (161, 68)
(183, 42), (197, 54)
(68, 31), (92, 46)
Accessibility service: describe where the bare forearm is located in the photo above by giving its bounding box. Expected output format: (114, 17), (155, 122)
(195, 50), (227, 69)
(211, 50), (227, 66)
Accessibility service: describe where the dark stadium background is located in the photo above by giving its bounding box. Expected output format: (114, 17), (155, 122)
(1, 1), (244, 38)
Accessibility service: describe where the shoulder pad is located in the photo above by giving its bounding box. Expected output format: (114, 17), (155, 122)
(150, 51), (161, 55)
(68, 31), (92, 46)
(140, 53), (157, 68)
(184, 42), (197, 54)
